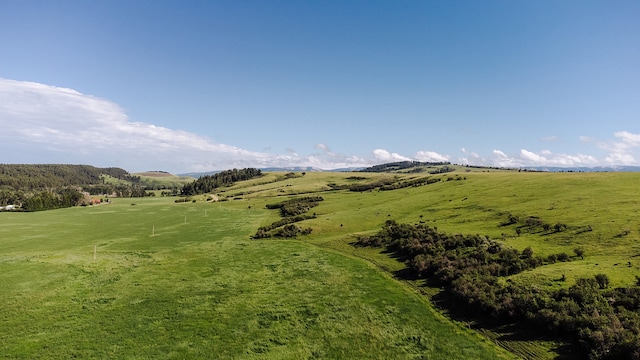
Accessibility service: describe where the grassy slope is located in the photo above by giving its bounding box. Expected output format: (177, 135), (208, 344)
(237, 171), (640, 289)
(0, 196), (511, 359)
(4, 170), (637, 359)
(224, 170), (640, 358)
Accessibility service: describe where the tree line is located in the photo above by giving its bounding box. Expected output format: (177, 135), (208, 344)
(0, 164), (135, 190)
(359, 161), (451, 173)
(328, 176), (442, 192)
(356, 220), (640, 359)
(181, 168), (262, 196)
(0, 164), (149, 211)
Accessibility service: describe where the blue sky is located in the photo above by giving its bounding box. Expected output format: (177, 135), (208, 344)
(1, 1), (639, 173)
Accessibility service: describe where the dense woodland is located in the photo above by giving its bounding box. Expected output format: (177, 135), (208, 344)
(0, 165), (263, 211)
(0, 164), (136, 189)
(181, 168), (262, 195)
(357, 220), (640, 359)
(0, 164), (147, 211)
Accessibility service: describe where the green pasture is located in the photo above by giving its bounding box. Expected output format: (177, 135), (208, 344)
(3, 169), (639, 359)
(0, 196), (511, 359)
(237, 171), (640, 290)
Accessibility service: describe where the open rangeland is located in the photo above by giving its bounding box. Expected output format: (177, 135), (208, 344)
(3, 169), (640, 359)
(0, 191), (510, 359)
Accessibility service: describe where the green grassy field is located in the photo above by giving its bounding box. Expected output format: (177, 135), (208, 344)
(234, 171), (640, 289)
(223, 170), (640, 358)
(0, 194), (512, 359)
(3, 169), (639, 359)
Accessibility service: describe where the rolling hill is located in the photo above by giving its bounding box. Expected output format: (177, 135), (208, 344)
(2, 164), (640, 358)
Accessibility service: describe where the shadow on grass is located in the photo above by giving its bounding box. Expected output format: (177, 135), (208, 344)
(381, 248), (410, 263)
(429, 289), (584, 360)
(350, 240), (584, 359)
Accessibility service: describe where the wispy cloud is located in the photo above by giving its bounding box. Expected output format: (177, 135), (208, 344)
(372, 149), (412, 162)
(579, 131), (640, 165)
(0, 78), (375, 172)
(490, 149), (520, 167)
(463, 147), (608, 168)
(521, 149), (598, 166)
(461, 131), (640, 168)
(603, 131), (640, 165)
(540, 135), (559, 142)
(2, 78), (638, 172)
(415, 150), (449, 162)
(0, 78), (285, 171)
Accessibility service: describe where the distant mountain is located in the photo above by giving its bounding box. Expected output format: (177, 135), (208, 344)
(177, 163), (640, 178)
(260, 166), (323, 172)
(325, 167), (366, 172)
(259, 166), (368, 172)
(524, 166), (640, 172)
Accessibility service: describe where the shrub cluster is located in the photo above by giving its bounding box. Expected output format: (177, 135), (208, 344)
(253, 197), (322, 239)
(356, 220), (640, 359)
(253, 214), (315, 238)
(348, 179), (396, 192)
(265, 196), (324, 217)
(504, 214), (570, 235)
(379, 177), (441, 191)
(338, 177), (441, 193)
(357, 220), (568, 283)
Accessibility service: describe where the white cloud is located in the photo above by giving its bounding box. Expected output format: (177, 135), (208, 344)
(586, 131), (640, 166)
(314, 143), (331, 152)
(493, 149), (508, 158)
(3, 78), (638, 172)
(372, 149), (412, 162)
(415, 150), (449, 162)
(457, 148), (480, 165)
(490, 148), (600, 167)
(604, 152), (636, 165)
(519, 149), (598, 166)
(520, 149), (546, 163)
(615, 131), (640, 147)
(0, 78), (376, 172)
(491, 149), (521, 167)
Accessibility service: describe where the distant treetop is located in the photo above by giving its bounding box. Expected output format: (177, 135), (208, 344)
(359, 161), (451, 173)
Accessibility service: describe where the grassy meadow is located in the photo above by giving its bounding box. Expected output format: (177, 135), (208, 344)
(232, 171), (640, 289)
(2, 169), (640, 359)
(0, 193), (511, 359)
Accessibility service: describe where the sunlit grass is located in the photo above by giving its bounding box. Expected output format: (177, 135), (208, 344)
(4, 169), (637, 359)
(0, 196), (511, 359)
